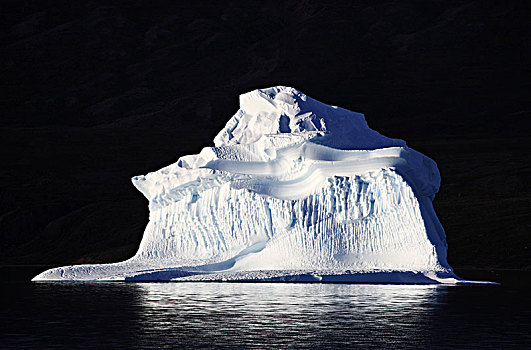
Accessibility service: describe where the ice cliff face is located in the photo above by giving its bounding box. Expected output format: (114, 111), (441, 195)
(34, 86), (461, 283)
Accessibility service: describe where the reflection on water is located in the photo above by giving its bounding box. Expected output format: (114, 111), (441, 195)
(135, 283), (442, 349)
(1, 281), (529, 349)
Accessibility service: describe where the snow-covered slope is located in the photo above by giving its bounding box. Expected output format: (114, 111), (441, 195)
(34, 86), (472, 283)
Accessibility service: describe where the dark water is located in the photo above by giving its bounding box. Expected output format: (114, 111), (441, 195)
(1, 274), (530, 350)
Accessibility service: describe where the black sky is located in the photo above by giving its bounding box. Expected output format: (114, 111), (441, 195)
(1, 0), (530, 269)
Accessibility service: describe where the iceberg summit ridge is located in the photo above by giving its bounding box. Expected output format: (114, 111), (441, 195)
(34, 86), (474, 283)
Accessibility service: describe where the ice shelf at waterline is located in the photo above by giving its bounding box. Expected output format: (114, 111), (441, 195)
(34, 86), (473, 283)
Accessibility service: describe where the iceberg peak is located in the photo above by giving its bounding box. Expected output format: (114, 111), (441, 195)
(214, 86), (406, 150)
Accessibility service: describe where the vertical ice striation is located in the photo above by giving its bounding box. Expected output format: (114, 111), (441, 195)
(33, 86), (465, 283)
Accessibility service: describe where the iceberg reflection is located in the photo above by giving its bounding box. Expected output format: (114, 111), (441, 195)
(134, 283), (447, 348)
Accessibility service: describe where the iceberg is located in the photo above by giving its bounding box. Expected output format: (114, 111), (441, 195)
(34, 86), (473, 283)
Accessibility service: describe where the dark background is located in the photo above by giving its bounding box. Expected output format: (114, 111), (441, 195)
(1, 0), (529, 271)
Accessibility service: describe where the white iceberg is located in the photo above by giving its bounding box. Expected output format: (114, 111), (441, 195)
(34, 86), (476, 283)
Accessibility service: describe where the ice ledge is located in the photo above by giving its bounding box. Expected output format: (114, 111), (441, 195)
(32, 268), (495, 284)
(132, 144), (440, 209)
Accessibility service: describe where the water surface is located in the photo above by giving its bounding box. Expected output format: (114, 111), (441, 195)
(1, 279), (529, 349)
